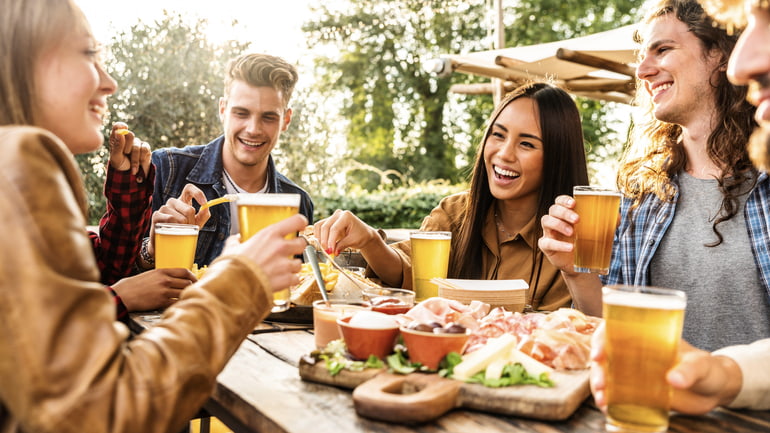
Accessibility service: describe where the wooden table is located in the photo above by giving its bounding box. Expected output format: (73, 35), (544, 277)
(129, 312), (770, 433)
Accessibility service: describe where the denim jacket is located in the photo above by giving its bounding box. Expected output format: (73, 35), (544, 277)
(151, 135), (314, 266)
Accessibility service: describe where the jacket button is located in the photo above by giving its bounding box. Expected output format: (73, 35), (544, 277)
(218, 233), (225, 240)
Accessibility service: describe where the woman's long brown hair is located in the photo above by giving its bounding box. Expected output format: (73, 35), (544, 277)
(451, 82), (589, 283)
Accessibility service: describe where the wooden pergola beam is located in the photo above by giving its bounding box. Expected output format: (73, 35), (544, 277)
(450, 82), (634, 104)
(555, 48), (637, 78)
(562, 78), (636, 94)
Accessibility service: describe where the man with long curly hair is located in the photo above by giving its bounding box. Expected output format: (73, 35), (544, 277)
(540, 0), (769, 352)
(589, 0), (770, 416)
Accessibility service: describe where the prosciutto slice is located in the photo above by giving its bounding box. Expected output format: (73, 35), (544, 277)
(465, 307), (601, 370)
(404, 297), (490, 330)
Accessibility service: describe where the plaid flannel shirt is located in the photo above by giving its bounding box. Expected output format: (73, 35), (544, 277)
(89, 164), (155, 323)
(600, 171), (770, 302)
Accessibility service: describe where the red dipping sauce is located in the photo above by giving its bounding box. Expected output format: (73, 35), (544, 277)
(370, 296), (412, 315)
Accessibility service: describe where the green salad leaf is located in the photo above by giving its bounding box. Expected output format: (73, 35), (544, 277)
(464, 363), (555, 388)
(317, 340), (384, 376)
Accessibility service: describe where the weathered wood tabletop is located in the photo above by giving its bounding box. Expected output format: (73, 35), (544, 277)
(129, 312), (770, 433)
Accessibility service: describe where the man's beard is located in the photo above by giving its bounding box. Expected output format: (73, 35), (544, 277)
(748, 126), (770, 171)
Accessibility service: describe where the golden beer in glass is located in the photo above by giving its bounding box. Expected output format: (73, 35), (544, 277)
(154, 223), (199, 270)
(573, 186), (621, 275)
(602, 285), (686, 433)
(409, 231), (451, 301)
(236, 193), (301, 313)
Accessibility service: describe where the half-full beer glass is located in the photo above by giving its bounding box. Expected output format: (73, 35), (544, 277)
(237, 193), (301, 313)
(573, 186), (621, 275)
(602, 285), (686, 433)
(154, 223), (199, 270)
(409, 231), (451, 301)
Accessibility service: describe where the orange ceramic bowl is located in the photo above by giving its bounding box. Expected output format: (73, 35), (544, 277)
(337, 315), (400, 360)
(399, 326), (470, 370)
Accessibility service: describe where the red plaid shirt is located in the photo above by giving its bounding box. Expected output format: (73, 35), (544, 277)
(89, 164), (155, 323)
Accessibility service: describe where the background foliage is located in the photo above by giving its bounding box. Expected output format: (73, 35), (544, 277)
(77, 13), (247, 223)
(80, 2), (640, 227)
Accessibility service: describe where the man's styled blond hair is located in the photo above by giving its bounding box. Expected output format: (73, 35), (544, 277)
(223, 53), (298, 109)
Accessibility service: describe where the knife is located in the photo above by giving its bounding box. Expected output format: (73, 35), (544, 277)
(304, 244), (331, 305)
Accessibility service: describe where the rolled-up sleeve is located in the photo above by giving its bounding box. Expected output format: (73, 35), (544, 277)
(713, 338), (770, 410)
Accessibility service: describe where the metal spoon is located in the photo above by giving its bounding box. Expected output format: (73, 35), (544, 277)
(304, 244), (330, 306)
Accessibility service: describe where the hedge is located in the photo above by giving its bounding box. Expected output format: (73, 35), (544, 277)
(312, 181), (467, 229)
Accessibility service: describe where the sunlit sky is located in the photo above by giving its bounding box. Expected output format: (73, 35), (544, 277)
(75, 0), (313, 64)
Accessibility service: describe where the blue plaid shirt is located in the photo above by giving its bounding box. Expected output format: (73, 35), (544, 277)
(600, 171), (770, 302)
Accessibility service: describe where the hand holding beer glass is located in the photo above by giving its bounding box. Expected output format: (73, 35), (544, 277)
(409, 231), (451, 301)
(237, 193), (301, 313)
(154, 223), (200, 270)
(572, 186), (621, 275)
(602, 285), (687, 433)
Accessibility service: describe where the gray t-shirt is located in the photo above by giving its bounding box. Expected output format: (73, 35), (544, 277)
(650, 172), (770, 351)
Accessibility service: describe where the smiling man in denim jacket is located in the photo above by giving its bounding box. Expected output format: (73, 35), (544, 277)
(139, 53), (313, 268)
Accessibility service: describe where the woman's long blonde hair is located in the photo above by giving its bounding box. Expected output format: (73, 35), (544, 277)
(0, 0), (90, 126)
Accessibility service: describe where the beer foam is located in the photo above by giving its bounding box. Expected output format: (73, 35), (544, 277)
(573, 187), (621, 197)
(236, 193), (301, 207)
(154, 223), (199, 235)
(410, 231), (451, 240)
(603, 290), (686, 310)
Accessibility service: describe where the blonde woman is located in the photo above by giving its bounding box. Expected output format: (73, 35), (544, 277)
(0, 1), (307, 431)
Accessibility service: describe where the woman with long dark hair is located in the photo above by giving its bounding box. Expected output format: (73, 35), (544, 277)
(315, 82), (588, 311)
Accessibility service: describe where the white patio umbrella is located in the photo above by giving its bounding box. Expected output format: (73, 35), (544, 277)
(425, 25), (640, 104)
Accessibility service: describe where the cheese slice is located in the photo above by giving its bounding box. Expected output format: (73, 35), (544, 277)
(484, 358), (508, 380)
(453, 333), (517, 381)
(509, 347), (554, 377)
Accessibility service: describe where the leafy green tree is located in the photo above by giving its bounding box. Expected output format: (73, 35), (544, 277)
(303, 0), (491, 190)
(505, 1), (641, 180)
(302, 0), (641, 188)
(76, 12), (247, 224)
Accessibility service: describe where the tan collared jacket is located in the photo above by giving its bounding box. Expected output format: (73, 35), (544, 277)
(388, 192), (571, 311)
(0, 126), (272, 433)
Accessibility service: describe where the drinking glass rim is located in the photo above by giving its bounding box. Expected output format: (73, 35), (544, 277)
(573, 185), (621, 195)
(154, 222), (200, 233)
(409, 230), (452, 239)
(235, 192), (301, 207)
(602, 285), (686, 309)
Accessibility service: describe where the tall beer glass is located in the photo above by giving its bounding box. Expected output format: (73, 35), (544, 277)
(573, 186), (621, 275)
(237, 193), (301, 313)
(410, 231), (451, 301)
(154, 223), (199, 270)
(602, 285), (686, 433)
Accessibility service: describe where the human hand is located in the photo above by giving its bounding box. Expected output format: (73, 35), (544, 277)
(111, 268), (197, 311)
(537, 194), (580, 273)
(222, 213), (308, 293)
(590, 323), (742, 416)
(147, 184), (212, 256)
(108, 122), (151, 182)
(313, 209), (379, 255)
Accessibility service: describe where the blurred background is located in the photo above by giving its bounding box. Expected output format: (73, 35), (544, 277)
(76, 0), (642, 228)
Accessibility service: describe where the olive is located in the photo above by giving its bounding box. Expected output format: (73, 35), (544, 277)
(442, 323), (467, 334)
(408, 322), (435, 333)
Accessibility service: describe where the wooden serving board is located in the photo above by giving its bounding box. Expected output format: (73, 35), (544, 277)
(299, 357), (590, 424)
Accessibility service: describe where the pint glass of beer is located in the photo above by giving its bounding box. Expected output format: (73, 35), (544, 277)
(236, 193), (301, 313)
(573, 186), (621, 275)
(602, 285), (686, 433)
(154, 223), (200, 270)
(409, 231), (451, 301)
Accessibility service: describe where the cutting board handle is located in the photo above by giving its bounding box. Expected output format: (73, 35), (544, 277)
(352, 372), (462, 424)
